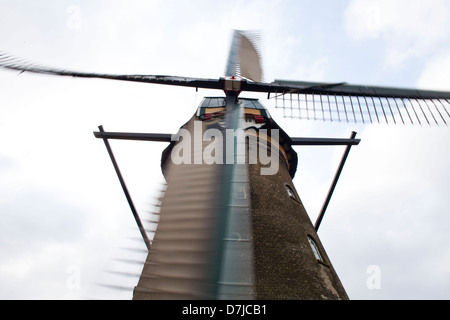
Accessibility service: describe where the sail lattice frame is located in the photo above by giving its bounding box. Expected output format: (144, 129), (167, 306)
(275, 91), (450, 126)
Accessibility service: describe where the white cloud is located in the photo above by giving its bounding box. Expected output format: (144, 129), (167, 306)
(416, 49), (450, 90)
(344, 0), (450, 67)
(291, 56), (329, 82)
(344, 0), (385, 40)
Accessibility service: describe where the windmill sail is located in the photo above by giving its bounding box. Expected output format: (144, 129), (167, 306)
(2, 48), (449, 127)
(2, 50), (449, 127)
(271, 80), (450, 126)
(225, 30), (263, 82)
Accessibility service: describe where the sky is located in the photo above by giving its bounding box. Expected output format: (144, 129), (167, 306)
(0, 0), (450, 300)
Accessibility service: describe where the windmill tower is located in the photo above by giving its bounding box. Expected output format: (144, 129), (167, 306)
(132, 95), (348, 300)
(132, 31), (349, 300)
(1, 30), (449, 300)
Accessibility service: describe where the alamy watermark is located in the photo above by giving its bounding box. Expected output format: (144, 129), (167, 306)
(66, 265), (82, 290)
(66, 5), (82, 30)
(366, 265), (381, 290)
(170, 121), (280, 175)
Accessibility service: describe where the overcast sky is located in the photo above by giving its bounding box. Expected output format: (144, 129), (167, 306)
(0, 0), (450, 300)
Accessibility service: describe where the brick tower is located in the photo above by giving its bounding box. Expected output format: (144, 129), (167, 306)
(132, 95), (349, 300)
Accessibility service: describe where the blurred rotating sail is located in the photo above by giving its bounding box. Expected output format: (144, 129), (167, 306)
(225, 30), (263, 82)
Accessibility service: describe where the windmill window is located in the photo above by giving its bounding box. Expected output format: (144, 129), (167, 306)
(307, 236), (324, 262)
(285, 185), (297, 200)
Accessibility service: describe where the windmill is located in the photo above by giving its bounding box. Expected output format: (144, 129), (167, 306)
(1, 30), (449, 300)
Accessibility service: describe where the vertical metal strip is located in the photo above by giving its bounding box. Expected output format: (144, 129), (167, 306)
(305, 93), (310, 120)
(402, 98), (415, 125)
(378, 97), (389, 124)
(349, 96), (357, 123)
(320, 94), (325, 121)
(407, 98), (421, 125)
(297, 93), (302, 119)
(423, 99), (439, 125)
(327, 94), (333, 122)
(214, 94), (255, 300)
(370, 96), (380, 124)
(444, 99), (450, 118)
(342, 95), (349, 123)
(363, 96), (373, 123)
(414, 98), (430, 125)
(393, 98), (405, 125)
(436, 99), (450, 123)
(386, 98), (397, 125)
(211, 95), (236, 299)
(290, 93), (293, 118)
(335, 94), (341, 122)
(356, 96), (365, 124)
(312, 93), (316, 120)
(430, 99), (445, 125)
